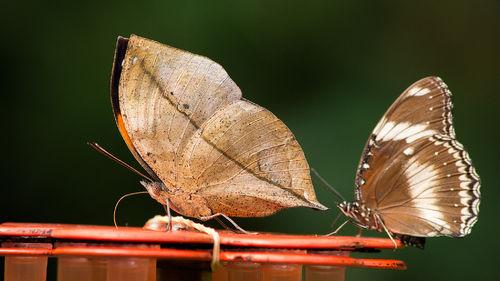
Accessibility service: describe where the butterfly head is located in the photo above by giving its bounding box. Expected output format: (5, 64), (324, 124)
(140, 180), (169, 205)
(338, 201), (377, 230)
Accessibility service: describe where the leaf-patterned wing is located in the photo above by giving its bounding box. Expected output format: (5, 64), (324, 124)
(178, 100), (327, 217)
(112, 35), (242, 186)
(112, 35), (326, 218)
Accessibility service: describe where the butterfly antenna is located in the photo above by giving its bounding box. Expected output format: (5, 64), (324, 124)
(113, 191), (150, 227)
(88, 141), (153, 182)
(310, 168), (346, 202)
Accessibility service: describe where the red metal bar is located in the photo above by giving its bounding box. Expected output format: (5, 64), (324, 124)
(0, 246), (406, 270)
(0, 222), (406, 270)
(0, 222), (402, 250)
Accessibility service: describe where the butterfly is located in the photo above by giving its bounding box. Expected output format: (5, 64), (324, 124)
(338, 77), (480, 248)
(109, 35), (327, 221)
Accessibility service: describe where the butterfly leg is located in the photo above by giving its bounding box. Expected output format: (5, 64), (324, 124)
(324, 220), (349, 236)
(375, 214), (397, 249)
(330, 212), (342, 229)
(162, 198), (173, 231)
(213, 217), (232, 231)
(200, 213), (256, 234)
(356, 228), (363, 237)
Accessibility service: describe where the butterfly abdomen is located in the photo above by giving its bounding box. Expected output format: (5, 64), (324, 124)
(394, 234), (426, 249)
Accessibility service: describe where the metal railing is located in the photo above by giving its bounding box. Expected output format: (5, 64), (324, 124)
(0, 222), (406, 280)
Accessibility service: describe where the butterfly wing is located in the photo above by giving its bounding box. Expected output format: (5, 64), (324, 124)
(356, 77), (480, 237)
(112, 35), (242, 186)
(177, 99), (326, 217)
(112, 35), (326, 217)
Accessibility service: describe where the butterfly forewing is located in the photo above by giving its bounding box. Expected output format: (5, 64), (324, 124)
(355, 77), (480, 237)
(115, 35), (242, 187)
(372, 77), (454, 138)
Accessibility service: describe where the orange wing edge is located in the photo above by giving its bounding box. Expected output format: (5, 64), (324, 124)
(109, 36), (160, 182)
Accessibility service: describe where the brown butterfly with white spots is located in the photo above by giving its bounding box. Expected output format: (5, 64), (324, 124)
(337, 77), (480, 248)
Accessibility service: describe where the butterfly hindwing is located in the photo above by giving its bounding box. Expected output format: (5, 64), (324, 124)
(178, 100), (325, 217)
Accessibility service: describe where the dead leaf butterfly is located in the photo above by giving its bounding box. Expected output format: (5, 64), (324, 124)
(338, 77), (480, 248)
(110, 35), (327, 220)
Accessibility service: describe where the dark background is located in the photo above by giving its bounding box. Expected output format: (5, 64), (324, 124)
(2, 1), (499, 280)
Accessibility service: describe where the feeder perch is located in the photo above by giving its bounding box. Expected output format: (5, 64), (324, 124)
(0, 222), (406, 281)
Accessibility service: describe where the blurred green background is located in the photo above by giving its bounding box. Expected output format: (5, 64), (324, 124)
(1, 0), (499, 280)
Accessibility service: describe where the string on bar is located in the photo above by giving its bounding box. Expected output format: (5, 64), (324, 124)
(143, 215), (221, 270)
